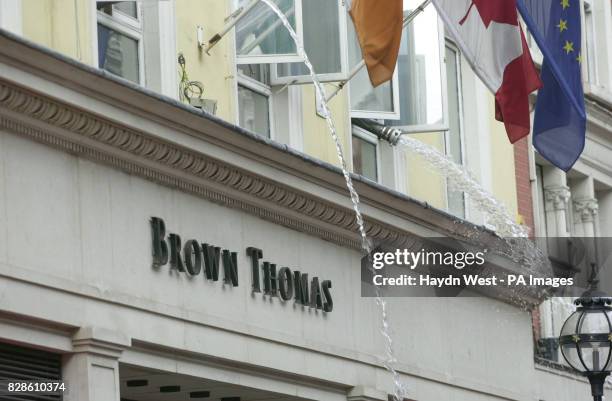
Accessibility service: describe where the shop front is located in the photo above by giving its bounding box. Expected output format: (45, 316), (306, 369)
(0, 30), (594, 401)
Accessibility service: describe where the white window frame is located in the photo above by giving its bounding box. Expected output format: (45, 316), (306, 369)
(581, 0), (599, 85)
(0, 0), (22, 35)
(351, 125), (381, 182)
(349, 68), (402, 121)
(237, 71), (275, 139)
(234, 0), (305, 65)
(443, 40), (467, 218)
(95, 1), (146, 86)
(390, 14), (449, 133)
(269, 0), (350, 84)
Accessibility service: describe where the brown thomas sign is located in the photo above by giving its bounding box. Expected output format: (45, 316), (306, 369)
(150, 217), (333, 312)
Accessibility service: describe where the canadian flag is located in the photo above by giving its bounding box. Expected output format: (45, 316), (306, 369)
(432, 0), (541, 143)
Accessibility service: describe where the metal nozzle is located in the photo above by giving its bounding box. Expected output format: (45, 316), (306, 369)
(353, 119), (403, 146)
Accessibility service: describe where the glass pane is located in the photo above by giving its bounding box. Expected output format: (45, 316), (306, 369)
(445, 45), (464, 218)
(348, 17), (395, 114)
(579, 311), (611, 334)
(561, 343), (585, 372)
(236, 0), (298, 60)
(276, 0), (342, 77)
(97, 23), (140, 83)
(386, 0), (444, 128)
(561, 311), (581, 336)
(238, 64), (271, 85)
(580, 342), (610, 372)
(238, 85), (271, 138)
(352, 135), (377, 181)
(113, 1), (138, 18)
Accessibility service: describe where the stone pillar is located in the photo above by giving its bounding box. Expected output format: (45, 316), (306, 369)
(544, 185), (571, 237)
(62, 327), (130, 401)
(540, 168), (570, 348)
(571, 176), (598, 237)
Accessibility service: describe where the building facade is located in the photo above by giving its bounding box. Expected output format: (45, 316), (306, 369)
(0, 0), (610, 400)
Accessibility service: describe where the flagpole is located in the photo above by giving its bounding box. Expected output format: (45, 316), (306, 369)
(325, 0), (432, 102)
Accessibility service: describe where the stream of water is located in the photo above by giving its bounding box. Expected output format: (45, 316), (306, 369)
(258, 1), (547, 399)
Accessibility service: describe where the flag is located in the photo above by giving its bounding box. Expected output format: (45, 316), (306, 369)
(432, 0), (541, 143)
(349, 0), (403, 87)
(517, 0), (586, 172)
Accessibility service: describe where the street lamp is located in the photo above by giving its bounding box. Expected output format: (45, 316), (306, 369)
(559, 297), (612, 401)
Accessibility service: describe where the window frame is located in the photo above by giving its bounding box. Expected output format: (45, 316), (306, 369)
(349, 68), (402, 121)
(581, 0), (599, 85)
(95, 1), (146, 86)
(389, 13), (449, 133)
(234, 0), (305, 65)
(351, 125), (381, 182)
(269, 0), (350, 85)
(237, 70), (275, 139)
(443, 40), (467, 218)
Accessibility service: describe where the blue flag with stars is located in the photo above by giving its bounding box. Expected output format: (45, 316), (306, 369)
(517, 0), (586, 172)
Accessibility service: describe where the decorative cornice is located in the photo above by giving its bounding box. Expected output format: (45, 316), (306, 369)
(0, 80), (415, 251)
(0, 72), (543, 307)
(544, 186), (571, 211)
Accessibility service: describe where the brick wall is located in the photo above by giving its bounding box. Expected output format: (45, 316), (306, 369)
(514, 136), (535, 237)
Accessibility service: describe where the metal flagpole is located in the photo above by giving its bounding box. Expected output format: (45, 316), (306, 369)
(325, 0), (432, 102)
(201, 0), (261, 54)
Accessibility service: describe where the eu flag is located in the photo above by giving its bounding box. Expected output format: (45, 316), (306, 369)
(517, 0), (586, 172)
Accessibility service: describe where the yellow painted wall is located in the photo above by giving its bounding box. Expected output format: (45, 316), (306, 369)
(175, 0), (237, 122)
(486, 94), (519, 222)
(22, 0), (94, 64)
(301, 84), (350, 167)
(405, 133), (447, 210)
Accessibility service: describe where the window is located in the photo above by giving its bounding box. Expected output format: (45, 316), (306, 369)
(348, 7), (400, 120)
(444, 42), (465, 218)
(235, 0), (303, 64)
(272, 0), (348, 84)
(96, 1), (144, 84)
(237, 64), (273, 138)
(352, 126), (379, 182)
(583, 0), (598, 84)
(349, 0), (447, 129)
(385, 0), (447, 132)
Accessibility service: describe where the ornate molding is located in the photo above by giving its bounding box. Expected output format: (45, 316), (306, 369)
(573, 198), (599, 223)
(544, 186), (571, 211)
(0, 80), (415, 251)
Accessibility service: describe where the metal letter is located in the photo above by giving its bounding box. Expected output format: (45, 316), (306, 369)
(310, 277), (323, 310)
(150, 217), (168, 267)
(222, 250), (239, 287)
(293, 271), (309, 305)
(278, 267), (294, 301)
(202, 243), (221, 281)
(246, 247), (263, 292)
(322, 280), (333, 312)
(184, 240), (202, 276)
(169, 233), (185, 272)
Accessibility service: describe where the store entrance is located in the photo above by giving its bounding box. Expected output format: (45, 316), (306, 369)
(120, 365), (303, 401)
